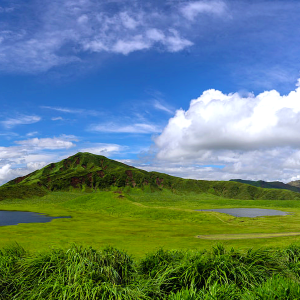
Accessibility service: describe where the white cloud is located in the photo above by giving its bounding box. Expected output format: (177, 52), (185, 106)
(112, 36), (150, 55)
(0, 164), (25, 184)
(146, 29), (165, 42)
(15, 136), (77, 150)
(0, 1), (198, 73)
(119, 12), (140, 30)
(80, 143), (125, 155)
(0, 160), (52, 186)
(153, 100), (174, 114)
(162, 29), (193, 52)
(26, 131), (38, 137)
(153, 80), (300, 182)
(0, 147), (24, 160)
(41, 106), (99, 116)
(1, 115), (41, 128)
(90, 122), (161, 134)
(0, 148), (57, 185)
(0, 164), (12, 179)
(51, 117), (63, 121)
(180, 0), (227, 21)
(0, 33), (79, 73)
(156, 84), (300, 158)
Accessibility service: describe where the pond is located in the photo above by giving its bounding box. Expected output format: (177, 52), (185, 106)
(0, 211), (71, 226)
(196, 208), (289, 218)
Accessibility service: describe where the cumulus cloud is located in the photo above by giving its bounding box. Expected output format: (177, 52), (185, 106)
(1, 115), (41, 128)
(0, 150), (55, 186)
(0, 160), (52, 186)
(156, 84), (300, 158)
(0, 164), (25, 184)
(154, 80), (300, 182)
(0, 135), (77, 185)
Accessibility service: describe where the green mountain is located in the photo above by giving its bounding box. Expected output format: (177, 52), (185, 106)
(1, 152), (300, 201)
(230, 179), (300, 193)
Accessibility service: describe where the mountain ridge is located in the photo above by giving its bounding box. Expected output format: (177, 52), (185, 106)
(230, 179), (300, 193)
(1, 152), (300, 201)
(288, 180), (300, 188)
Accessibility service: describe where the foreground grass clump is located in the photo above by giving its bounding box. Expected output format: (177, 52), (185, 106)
(1, 244), (300, 299)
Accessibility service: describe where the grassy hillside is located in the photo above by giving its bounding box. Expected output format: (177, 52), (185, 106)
(2, 152), (300, 201)
(230, 179), (300, 193)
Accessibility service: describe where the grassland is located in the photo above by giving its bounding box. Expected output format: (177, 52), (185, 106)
(1, 188), (300, 256)
(2, 153), (300, 298)
(3, 172), (300, 298)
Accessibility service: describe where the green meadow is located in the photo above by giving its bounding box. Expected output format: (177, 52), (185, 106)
(3, 179), (300, 298)
(1, 188), (300, 256)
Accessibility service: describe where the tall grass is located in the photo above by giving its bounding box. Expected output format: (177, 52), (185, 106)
(1, 243), (300, 299)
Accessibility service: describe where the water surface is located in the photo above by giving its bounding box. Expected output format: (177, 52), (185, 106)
(0, 211), (70, 226)
(196, 208), (289, 217)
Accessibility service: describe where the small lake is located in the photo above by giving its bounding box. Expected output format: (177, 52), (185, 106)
(0, 211), (71, 226)
(196, 208), (289, 218)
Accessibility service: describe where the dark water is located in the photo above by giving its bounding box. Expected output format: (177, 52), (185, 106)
(0, 211), (70, 226)
(196, 208), (289, 217)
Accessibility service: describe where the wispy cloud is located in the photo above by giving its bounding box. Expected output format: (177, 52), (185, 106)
(0, 0), (298, 92)
(41, 106), (99, 116)
(90, 122), (161, 134)
(180, 0), (228, 21)
(51, 117), (63, 121)
(0, 6), (15, 13)
(153, 100), (174, 114)
(26, 131), (38, 137)
(0, 0), (226, 73)
(1, 115), (41, 128)
(0, 132), (18, 137)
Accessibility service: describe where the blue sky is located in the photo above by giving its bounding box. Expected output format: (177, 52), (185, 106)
(1, 0), (300, 184)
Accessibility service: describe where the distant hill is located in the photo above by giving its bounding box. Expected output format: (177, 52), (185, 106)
(230, 179), (300, 193)
(288, 180), (300, 188)
(1, 152), (300, 201)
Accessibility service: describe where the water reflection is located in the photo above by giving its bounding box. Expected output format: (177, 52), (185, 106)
(196, 208), (289, 217)
(0, 210), (70, 226)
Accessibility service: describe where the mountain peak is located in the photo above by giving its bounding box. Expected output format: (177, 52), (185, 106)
(2, 152), (300, 201)
(7, 152), (135, 187)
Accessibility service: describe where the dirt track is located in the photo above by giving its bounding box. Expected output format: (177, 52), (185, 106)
(196, 232), (300, 240)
